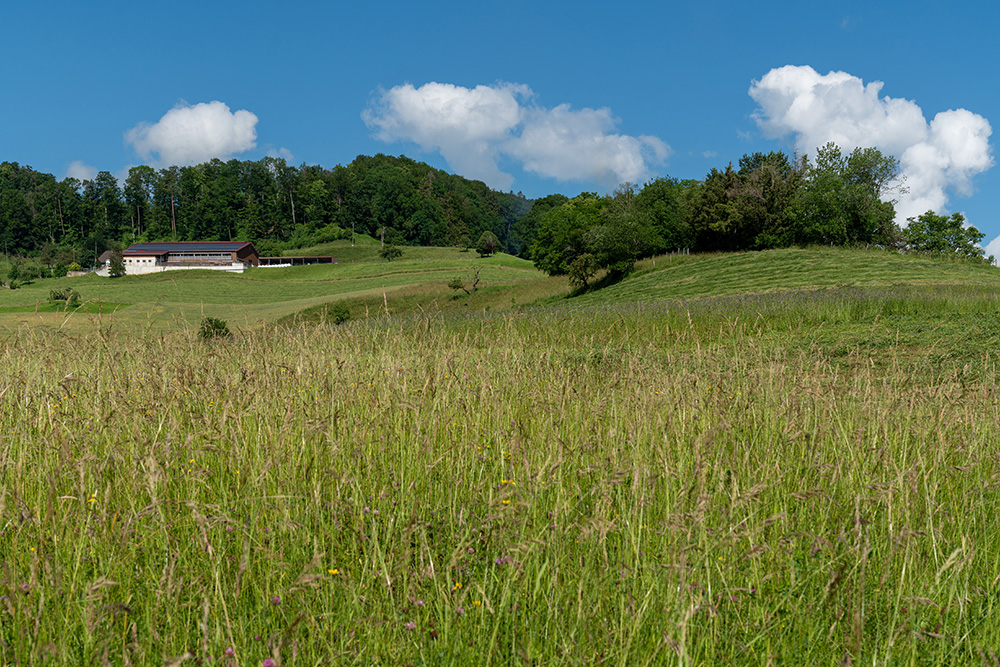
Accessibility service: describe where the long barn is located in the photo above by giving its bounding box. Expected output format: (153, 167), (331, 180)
(121, 242), (260, 275)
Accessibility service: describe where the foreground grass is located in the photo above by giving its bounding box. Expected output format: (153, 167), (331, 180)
(3, 284), (1000, 665)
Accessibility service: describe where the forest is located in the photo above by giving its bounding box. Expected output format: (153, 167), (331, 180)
(0, 143), (989, 276)
(0, 154), (531, 266)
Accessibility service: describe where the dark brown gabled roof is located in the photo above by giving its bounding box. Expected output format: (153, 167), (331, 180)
(123, 242), (255, 256)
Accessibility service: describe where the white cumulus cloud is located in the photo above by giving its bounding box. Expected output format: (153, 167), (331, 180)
(749, 65), (993, 222)
(267, 147), (295, 162)
(363, 82), (669, 190)
(364, 82), (526, 189)
(125, 101), (259, 167)
(984, 233), (1000, 265)
(65, 160), (98, 183)
(507, 105), (669, 186)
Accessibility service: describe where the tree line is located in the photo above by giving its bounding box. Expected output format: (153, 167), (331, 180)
(526, 143), (992, 287)
(0, 143), (989, 277)
(0, 154), (531, 266)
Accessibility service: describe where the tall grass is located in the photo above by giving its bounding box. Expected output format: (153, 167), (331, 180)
(2, 287), (1000, 664)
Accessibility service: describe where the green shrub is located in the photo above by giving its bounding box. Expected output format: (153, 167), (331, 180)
(198, 317), (232, 340)
(49, 288), (81, 306)
(379, 244), (403, 261)
(20, 264), (42, 281)
(327, 303), (351, 325)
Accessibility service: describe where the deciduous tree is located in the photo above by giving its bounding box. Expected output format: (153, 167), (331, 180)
(904, 210), (988, 261)
(476, 230), (500, 257)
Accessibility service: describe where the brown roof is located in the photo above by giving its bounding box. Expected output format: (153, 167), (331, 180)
(123, 242), (256, 256)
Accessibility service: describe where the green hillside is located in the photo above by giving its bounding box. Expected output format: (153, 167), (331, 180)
(0, 244), (1000, 330)
(571, 246), (1000, 305)
(550, 246), (1000, 368)
(3, 245), (998, 335)
(0, 241), (552, 331)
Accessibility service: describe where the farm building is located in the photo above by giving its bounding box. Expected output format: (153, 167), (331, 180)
(96, 250), (115, 268)
(257, 255), (337, 267)
(120, 242), (260, 275)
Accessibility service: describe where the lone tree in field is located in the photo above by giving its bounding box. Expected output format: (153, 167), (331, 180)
(448, 267), (481, 295)
(476, 231), (500, 257)
(107, 250), (126, 278)
(379, 244), (402, 261)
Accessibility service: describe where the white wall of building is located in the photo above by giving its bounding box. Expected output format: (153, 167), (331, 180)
(123, 257), (248, 275)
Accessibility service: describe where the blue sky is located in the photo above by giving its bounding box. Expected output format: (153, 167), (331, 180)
(3, 0), (998, 251)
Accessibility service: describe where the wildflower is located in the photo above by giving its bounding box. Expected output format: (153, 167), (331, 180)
(452, 582), (463, 591)
(415, 599), (425, 607)
(225, 648), (235, 657)
(456, 607), (465, 615)
(328, 569), (339, 575)
(404, 621), (416, 631)
(270, 596), (281, 605)
(263, 660), (275, 667)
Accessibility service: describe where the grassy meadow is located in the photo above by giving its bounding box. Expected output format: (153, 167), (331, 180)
(0, 243), (556, 333)
(3, 246), (1000, 664)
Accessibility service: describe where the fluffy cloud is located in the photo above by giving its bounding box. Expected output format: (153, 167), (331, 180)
(363, 82), (668, 190)
(65, 160), (98, 182)
(984, 233), (1000, 265)
(507, 105), (669, 185)
(749, 65), (993, 222)
(267, 147), (295, 162)
(364, 82), (526, 189)
(125, 101), (258, 167)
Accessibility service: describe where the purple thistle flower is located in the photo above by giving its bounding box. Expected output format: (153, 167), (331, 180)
(270, 596), (281, 605)
(263, 659), (275, 667)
